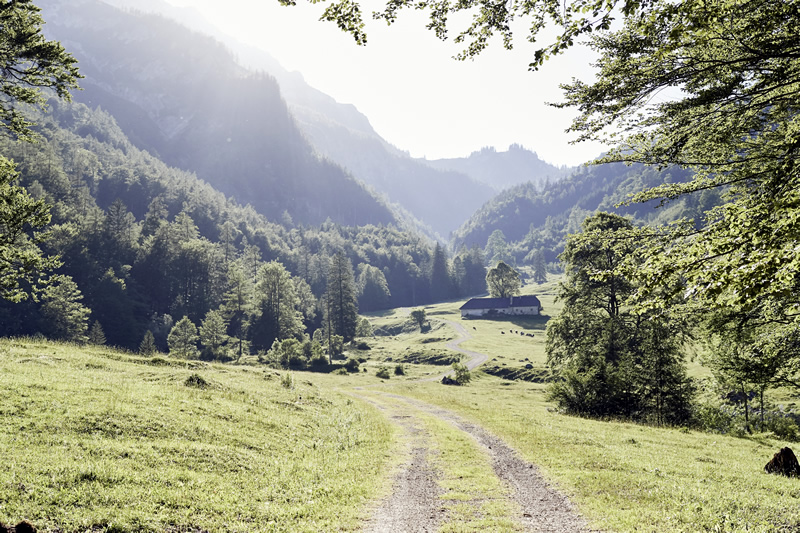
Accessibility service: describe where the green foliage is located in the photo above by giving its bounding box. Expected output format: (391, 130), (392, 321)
(355, 317), (373, 338)
(138, 330), (157, 355)
(326, 334), (344, 360)
(280, 372), (294, 389)
(0, 157), (60, 302)
(324, 251), (359, 342)
(167, 316), (199, 359)
(344, 357), (360, 373)
(199, 309), (229, 360)
(530, 248), (547, 284)
(356, 263), (391, 311)
(250, 261), (303, 353)
(0, 0), (81, 139)
(184, 373), (208, 389)
(452, 362), (471, 385)
(546, 213), (694, 424)
(375, 367), (390, 379)
(394, 363), (405, 376)
(409, 308), (427, 331)
(39, 274), (90, 342)
(262, 338), (305, 369)
(553, 0), (800, 374)
(88, 321), (106, 345)
(485, 261), (521, 298)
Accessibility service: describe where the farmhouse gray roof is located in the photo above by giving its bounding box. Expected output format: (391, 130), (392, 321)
(459, 295), (542, 310)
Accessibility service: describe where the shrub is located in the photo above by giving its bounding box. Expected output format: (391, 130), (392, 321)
(332, 367), (349, 375)
(452, 362), (471, 385)
(310, 352), (329, 368)
(280, 372), (294, 389)
(394, 363), (405, 376)
(376, 367), (390, 379)
(345, 358), (361, 372)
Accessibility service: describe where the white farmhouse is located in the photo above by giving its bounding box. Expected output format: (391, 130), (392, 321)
(459, 295), (542, 318)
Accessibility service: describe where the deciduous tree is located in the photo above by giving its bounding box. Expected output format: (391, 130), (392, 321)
(485, 261), (521, 299)
(546, 213), (693, 423)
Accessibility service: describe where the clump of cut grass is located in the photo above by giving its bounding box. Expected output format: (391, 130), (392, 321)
(184, 373), (208, 388)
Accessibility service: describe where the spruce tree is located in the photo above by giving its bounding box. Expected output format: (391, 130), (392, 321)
(88, 321), (106, 345)
(168, 316), (199, 359)
(324, 251), (358, 343)
(139, 330), (157, 355)
(39, 275), (90, 342)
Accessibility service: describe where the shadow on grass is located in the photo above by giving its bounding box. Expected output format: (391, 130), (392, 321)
(463, 314), (551, 331)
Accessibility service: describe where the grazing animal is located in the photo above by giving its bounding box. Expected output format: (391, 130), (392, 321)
(765, 447), (800, 477)
(501, 331), (505, 334)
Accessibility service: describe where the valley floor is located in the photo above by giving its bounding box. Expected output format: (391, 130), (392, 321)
(2, 291), (799, 532)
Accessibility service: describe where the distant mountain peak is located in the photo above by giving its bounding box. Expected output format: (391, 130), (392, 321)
(425, 144), (573, 192)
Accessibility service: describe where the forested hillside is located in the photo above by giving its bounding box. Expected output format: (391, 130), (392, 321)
(425, 144), (571, 191)
(452, 162), (713, 265)
(0, 100), (485, 350)
(38, 0), (394, 228)
(40, 0), (497, 238)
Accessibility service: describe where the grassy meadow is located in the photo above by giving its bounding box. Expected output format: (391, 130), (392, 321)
(3, 273), (800, 531)
(0, 338), (396, 532)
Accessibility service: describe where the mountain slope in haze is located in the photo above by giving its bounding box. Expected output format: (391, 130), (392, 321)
(0, 98), (451, 346)
(452, 163), (712, 265)
(38, 0), (396, 228)
(94, 0), (496, 238)
(425, 144), (573, 192)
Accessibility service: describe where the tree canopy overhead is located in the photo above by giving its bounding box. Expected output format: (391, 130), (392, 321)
(1, 0), (81, 140)
(307, 0), (800, 339)
(285, 0), (641, 68)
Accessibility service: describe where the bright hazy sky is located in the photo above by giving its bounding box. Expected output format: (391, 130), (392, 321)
(163, 0), (605, 166)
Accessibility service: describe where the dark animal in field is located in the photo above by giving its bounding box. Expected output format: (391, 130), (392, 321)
(765, 447), (800, 477)
(501, 331), (505, 334)
(441, 375), (460, 386)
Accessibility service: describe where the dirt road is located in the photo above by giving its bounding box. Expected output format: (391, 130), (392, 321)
(359, 316), (589, 532)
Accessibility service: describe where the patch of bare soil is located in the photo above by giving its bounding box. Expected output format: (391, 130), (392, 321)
(409, 399), (591, 532)
(362, 412), (444, 533)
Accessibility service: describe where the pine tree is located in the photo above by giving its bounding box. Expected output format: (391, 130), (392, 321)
(324, 251), (358, 343)
(546, 213), (693, 423)
(139, 330), (157, 355)
(39, 275), (90, 342)
(429, 242), (452, 302)
(168, 316), (199, 359)
(532, 249), (547, 284)
(250, 261), (303, 353)
(223, 260), (254, 360)
(88, 321), (106, 345)
(199, 309), (229, 360)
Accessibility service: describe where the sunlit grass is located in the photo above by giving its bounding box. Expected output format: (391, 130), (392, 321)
(0, 338), (394, 532)
(386, 377), (800, 532)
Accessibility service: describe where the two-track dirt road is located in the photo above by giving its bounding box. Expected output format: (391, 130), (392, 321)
(358, 316), (590, 532)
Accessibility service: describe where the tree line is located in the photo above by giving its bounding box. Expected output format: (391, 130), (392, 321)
(0, 97), (488, 352)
